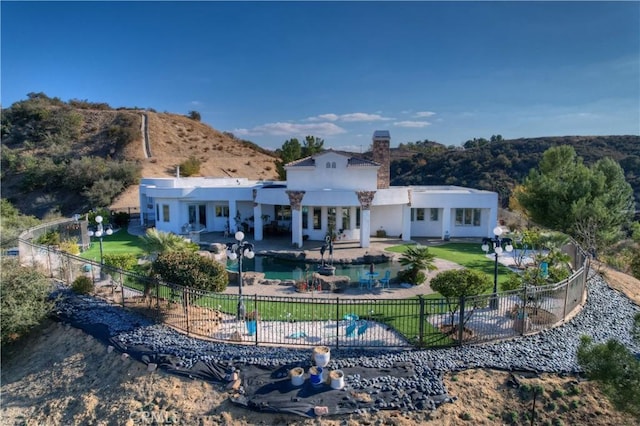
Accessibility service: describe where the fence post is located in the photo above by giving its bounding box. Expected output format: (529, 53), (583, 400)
(562, 278), (570, 320)
(155, 280), (160, 321)
(184, 287), (190, 336)
(418, 295), (425, 348)
(335, 298), (340, 350)
(458, 296), (465, 346)
(254, 293), (259, 346)
(121, 275), (126, 307)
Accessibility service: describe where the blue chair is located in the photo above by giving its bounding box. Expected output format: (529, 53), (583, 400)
(379, 270), (391, 288)
(345, 322), (357, 337)
(357, 321), (368, 338)
(358, 272), (369, 289)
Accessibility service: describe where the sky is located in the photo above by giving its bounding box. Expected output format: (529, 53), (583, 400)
(2, 1), (639, 151)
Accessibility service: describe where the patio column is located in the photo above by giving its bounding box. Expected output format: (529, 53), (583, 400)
(253, 203), (263, 241)
(286, 190), (305, 248)
(442, 207), (451, 240)
(356, 190), (376, 249)
(402, 204), (411, 241)
(229, 202), (238, 233)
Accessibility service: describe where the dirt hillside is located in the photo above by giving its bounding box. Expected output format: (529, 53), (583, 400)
(111, 112), (279, 210)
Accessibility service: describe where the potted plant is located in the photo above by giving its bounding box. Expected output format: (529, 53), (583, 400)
(245, 310), (259, 336)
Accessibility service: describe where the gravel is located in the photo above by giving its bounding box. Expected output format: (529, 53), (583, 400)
(54, 271), (639, 414)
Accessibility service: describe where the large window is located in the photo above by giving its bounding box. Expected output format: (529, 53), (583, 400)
(356, 207), (361, 228)
(413, 208), (425, 221)
(162, 204), (170, 222)
(313, 207), (321, 229)
(302, 206), (309, 229)
(275, 205), (291, 221)
(455, 208), (481, 226)
(430, 208), (439, 221)
(342, 207), (350, 230)
(215, 205), (229, 217)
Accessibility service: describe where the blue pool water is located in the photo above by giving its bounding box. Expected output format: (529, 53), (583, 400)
(227, 257), (402, 282)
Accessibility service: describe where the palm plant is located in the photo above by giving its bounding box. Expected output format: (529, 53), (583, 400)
(398, 245), (437, 285)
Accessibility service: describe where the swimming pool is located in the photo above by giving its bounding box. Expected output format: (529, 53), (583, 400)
(227, 256), (403, 282)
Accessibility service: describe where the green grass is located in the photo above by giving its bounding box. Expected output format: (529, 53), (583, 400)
(81, 229), (145, 261)
(386, 242), (516, 290)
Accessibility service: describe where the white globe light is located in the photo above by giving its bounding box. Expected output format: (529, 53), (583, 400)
(505, 243), (513, 252)
(88, 230), (94, 237)
(105, 228), (113, 236)
(228, 252), (238, 261)
(481, 243), (489, 252)
(235, 231), (245, 241)
(95, 215), (103, 224)
(245, 250), (255, 259)
(493, 226), (503, 236)
(495, 246), (503, 255)
(95, 230), (103, 238)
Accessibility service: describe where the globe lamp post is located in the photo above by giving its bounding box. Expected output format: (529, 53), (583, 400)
(226, 231), (255, 320)
(482, 226), (513, 310)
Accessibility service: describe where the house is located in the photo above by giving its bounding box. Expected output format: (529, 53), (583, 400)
(139, 131), (498, 248)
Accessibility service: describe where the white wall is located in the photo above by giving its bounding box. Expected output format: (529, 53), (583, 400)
(286, 152), (378, 191)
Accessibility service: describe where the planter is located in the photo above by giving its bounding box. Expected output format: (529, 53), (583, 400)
(246, 320), (257, 336)
(309, 366), (324, 387)
(313, 346), (330, 367)
(329, 369), (344, 390)
(290, 367), (304, 386)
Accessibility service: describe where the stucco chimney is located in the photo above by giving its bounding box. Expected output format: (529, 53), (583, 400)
(372, 130), (390, 189)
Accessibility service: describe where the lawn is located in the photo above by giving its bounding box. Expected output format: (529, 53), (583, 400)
(386, 242), (516, 290)
(81, 229), (145, 261)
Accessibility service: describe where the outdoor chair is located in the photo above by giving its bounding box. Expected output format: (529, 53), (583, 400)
(345, 322), (357, 337)
(379, 270), (391, 289)
(358, 272), (369, 289)
(357, 321), (368, 338)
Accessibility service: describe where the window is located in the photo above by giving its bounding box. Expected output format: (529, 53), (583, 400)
(355, 207), (361, 228)
(215, 206), (229, 217)
(162, 204), (170, 222)
(416, 208), (425, 221)
(455, 208), (482, 226)
(342, 207), (350, 230)
(275, 205), (291, 221)
(326, 162), (331, 168)
(332, 162), (336, 168)
(313, 207), (321, 229)
(302, 206), (309, 229)
(430, 208), (439, 221)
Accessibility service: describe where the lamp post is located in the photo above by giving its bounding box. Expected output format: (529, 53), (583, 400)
(88, 215), (113, 269)
(482, 225), (513, 310)
(226, 231), (255, 320)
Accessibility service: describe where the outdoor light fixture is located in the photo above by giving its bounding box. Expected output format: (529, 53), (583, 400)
(87, 215), (113, 267)
(226, 231), (255, 320)
(482, 226), (513, 310)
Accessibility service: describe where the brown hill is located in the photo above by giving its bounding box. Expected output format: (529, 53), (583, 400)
(111, 112), (279, 210)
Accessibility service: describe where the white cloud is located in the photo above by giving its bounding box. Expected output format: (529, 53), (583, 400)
(393, 121), (432, 128)
(233, 122), (347, 137)
(306, 112), (393, 122)
(414, 111), (436, 118)
(190, 100), (202, 106)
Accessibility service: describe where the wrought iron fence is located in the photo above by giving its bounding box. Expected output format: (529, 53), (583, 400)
(16, 223), (589, 350)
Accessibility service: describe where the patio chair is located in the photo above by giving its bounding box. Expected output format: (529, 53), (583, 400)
(345, 322), (357, 337)
(357, 321), (368, 338)
(379, 270), (391, 289)
(358, 272), (369, 289)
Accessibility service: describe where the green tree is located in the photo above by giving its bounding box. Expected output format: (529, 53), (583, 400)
(140, 228), (199, 257)
(302, 135), (324, 157)
(517, 146), (634, 256)
(275, 138), (302, 180)
(1, 258), (54, 345)
(398, 245), (437, 285)
(187, 110), (201, 121)
(577, 335), (640, 417)
(0, 199), (39, 248)
(430, 269), (492, 329)
(152, 251), (228, 293)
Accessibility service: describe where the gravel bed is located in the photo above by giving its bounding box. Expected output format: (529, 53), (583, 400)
(54, 271), (639, 414)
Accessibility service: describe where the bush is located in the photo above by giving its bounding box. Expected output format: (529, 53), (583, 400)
(35, 229), (60, 246)
(113, 211), (130, 228)
(152, 251), (228, 292)
(179, 156), (201, 177)
(1, 258), (54, 344)
(72, 275), (94, 294)
(187, 110), (201, 121)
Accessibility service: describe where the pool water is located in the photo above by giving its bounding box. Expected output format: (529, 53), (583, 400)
(227, 257), (402, 282)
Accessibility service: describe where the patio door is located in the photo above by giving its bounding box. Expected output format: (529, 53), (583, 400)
(188, 204), (207, 229)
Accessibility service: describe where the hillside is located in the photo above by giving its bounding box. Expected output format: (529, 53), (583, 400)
(2, 93), (638, 218)
(0, 94), (279, 217)
(388, 136), (640, 210)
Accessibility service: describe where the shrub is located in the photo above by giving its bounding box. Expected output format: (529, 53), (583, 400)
(179, 156), (201, 177)
(152, 251), (228, 293)
(72, 275), (94, 294)
(59, 239), (80, 255)
(1, 258), (54, 344)
(112, 212), (131, 228)
(187, 110), (201, 121)
(35, 229), (60, 246)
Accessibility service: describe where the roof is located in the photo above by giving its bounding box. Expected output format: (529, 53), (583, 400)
(285, 149), (379, 168)
(373, 130), (390, 139)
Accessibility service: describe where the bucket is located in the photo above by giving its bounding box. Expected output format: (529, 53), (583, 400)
(290, 367), (304, 386)
(329, 369), (344, 390)
(309, 366), (324, 387)
(313, 346), (330, 367)
(246, 320), (257, 336)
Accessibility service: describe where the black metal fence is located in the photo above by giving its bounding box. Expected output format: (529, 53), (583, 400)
(17, 220), (589, 350)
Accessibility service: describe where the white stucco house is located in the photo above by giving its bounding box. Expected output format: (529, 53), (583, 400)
(139, 131), (498, 248)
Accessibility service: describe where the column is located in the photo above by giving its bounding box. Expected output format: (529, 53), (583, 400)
(402, 205), (411, 241)
(442, 207), (451, 240)
(253, 204), (263, 241)
(286, 190), (305, 248)
(356, 190), (376, 248)
(228, 202), (238, 233)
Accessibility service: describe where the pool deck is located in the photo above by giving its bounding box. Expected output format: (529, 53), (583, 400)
(127, 224), (468, 299)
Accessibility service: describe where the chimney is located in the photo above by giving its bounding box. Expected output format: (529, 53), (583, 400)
(372, 130), (390, 189)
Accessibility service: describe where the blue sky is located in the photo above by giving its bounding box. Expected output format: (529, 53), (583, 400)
(2, 1), (639, 151)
